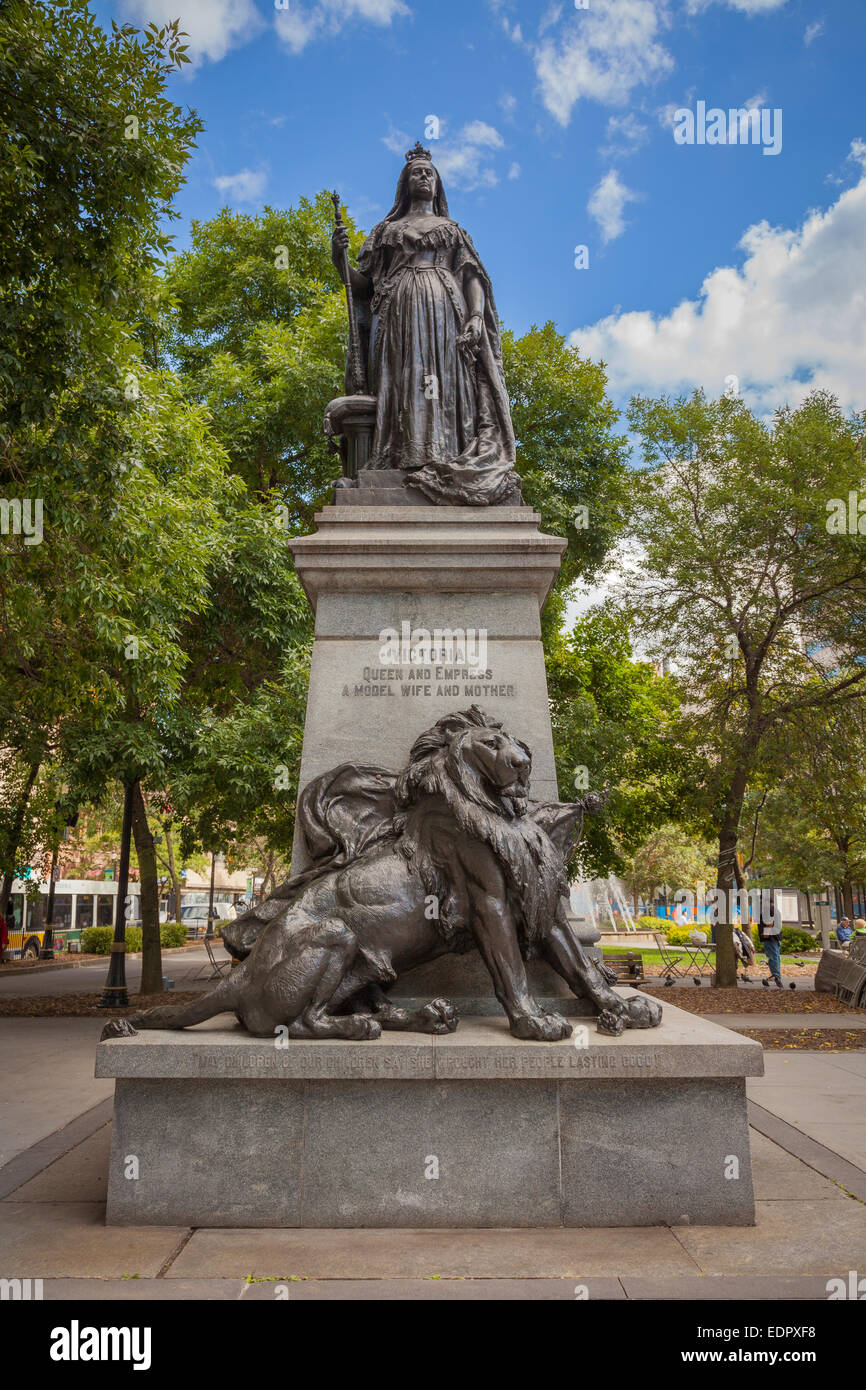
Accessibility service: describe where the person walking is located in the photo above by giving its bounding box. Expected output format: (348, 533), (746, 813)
(758, 893), (784, 989)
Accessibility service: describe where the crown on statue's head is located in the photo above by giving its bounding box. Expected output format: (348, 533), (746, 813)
(405, 141), (432, 163)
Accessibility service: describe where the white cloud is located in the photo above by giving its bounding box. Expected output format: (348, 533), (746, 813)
(508, 162), (521, 179)
(804, 20), (825, 45)
(461, 121), (504, 149)
(588, 169), (641, 243)
(571, 142), (866, 415)
(685, 0), (788, 12)
(117, 0), (263, 65)
(502, 17), (524, 43)
(539, 3), (564, 35)
(275, 0), (409, 55)
(535, 0), (674, 126)
(600, 112), (649, 159)
(213, 168), (267, 202)
(499, 92), (518, 117)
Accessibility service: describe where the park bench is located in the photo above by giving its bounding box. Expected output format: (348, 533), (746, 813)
(601, 950), (646, 982)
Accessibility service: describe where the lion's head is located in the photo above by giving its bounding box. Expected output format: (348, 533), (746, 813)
(393, 708), (566, 949)
(396, 706), (532, 817)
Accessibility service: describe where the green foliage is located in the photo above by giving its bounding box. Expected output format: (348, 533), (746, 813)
(82, 925), (139, 954)
(81, 921), (188, 953)
(162, 197), (357, 525)
(664, 924), (710, 946)
(753, 925), (818, 954)
(502, 323), (628, 591)
(636, 914), (668, 932)
(0, 0), (199, 430)
(159, 922), (186, 947)
(624, 389), (866, 845)
(546, 609), (690, 876)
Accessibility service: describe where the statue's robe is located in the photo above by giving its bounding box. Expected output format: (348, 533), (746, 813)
(356, 217), (520, 506)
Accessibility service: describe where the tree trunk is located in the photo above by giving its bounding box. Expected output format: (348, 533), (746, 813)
(164, 827), (182, 921)
(131, 781), (162, 995)
(842, 877), (855, 920)
(0, 757), (42, 917)
(714, 766), (750, 987)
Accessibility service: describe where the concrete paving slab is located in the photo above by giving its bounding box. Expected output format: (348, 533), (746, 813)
(0, 1202), (188, 1278)
(803, 1123), (866, 1171)
(240, 1277), (626, 1300)
(820, 1053), (866, 1078)
(167, 1226), (701, 1280)
(672, 1198), (866, 1275)
(747, 1087), (862, 1126)
(620, 1275), (836, 1300)
(0, 1097), (113, 1200)
(0, 1018), (114, 1165)
(748, 1129), (850, 1201)
(8, 1125), (111, 1203)
(748, 1102), (866, 1203)
(42, 1278), (246, 1300)
(752, 1053), (866, 1086)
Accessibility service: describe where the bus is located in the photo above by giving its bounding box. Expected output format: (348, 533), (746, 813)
(4, 879), (142, 959)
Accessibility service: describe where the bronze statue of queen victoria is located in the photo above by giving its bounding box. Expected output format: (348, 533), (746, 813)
(329, 143), (522, 506)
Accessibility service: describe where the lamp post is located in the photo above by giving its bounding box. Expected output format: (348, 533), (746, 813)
(99, 782), (134, 1009)
(40, 805), (78, 961)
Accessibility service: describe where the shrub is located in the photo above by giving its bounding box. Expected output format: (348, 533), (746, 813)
(81, 926), (113, 955)
(636, 915), (667, 932)
(160, 922), (187, 948)
(664, 924), (711, 946)
(80, 925), (143, 954)
(752, 925), (818, 954)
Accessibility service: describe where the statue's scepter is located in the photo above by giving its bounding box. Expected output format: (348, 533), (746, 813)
(331, 191), (366, 396)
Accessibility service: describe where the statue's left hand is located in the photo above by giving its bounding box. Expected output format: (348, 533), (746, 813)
(458, 313), (483, 358)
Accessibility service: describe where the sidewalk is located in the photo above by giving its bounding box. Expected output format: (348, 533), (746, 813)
(1, 1014), (864, 1299)
(0, 947), (217, 999)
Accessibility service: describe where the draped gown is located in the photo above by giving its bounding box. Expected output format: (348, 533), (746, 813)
(356, 216), (520, 506)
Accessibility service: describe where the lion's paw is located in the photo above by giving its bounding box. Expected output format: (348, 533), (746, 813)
(623, 995), (663, 1029)
(99, 1017), (138, 1042)
(418, 998), (459, 1034)
(511, 1011), (572, 1042)
(596, 1008), (626, 1037)
(346, 1015), (382, 1040)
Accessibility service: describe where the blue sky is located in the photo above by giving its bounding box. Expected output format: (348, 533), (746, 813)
(96, 0), (865, 416)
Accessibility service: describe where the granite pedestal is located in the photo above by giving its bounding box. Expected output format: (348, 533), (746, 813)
(96, 997), (763, 1229)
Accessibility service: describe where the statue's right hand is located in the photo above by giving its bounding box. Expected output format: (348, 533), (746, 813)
(331, 224), (350, 268)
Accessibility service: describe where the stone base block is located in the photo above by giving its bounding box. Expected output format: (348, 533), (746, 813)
(96, 998), (762, 1229)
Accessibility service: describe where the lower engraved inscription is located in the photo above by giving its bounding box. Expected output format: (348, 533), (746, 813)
(341, 666), (516, 699)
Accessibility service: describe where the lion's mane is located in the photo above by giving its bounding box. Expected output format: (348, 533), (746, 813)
(393, 708), (566, 950)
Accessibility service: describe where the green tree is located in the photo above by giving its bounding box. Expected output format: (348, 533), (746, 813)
(0, 0), (203, 944)
(545, 607), (689, 878)
(162, 198), (356, 525)
(624, 824), (716, 914)
(502, 323), (628, 591)
(753, 703), (866, 917)
(623, 388), (866, 983)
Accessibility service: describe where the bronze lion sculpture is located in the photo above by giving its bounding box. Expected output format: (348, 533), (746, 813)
(108, 708), (661, 1042)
